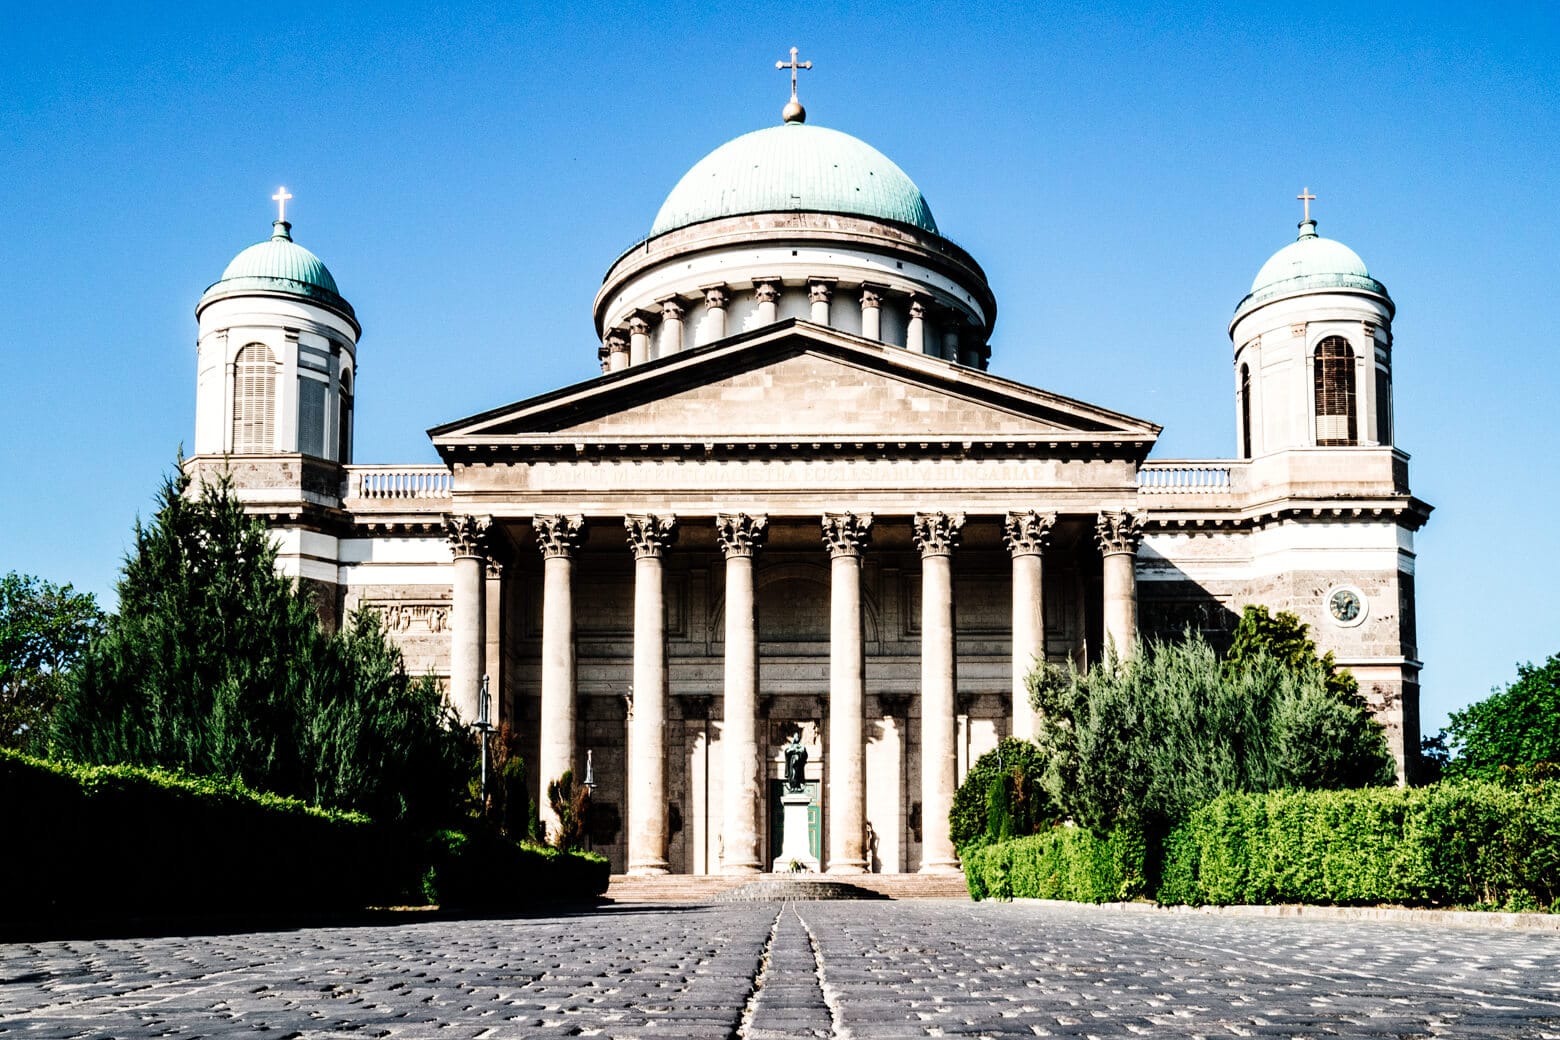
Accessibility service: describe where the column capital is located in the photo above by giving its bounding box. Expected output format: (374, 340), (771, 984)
(1095, 509), (1144, 557)
(702, 284), (730, 310)
(485, 557), (505, 579)
(753, 279), (781, 304)
(1003, 509), (1057, 557)
(908, 297), (927, 320)
(605, 330), (629, 356)
(658, 296), (685, 321)
(859, 284), (884, 309)
(912, 511), (965, 557)
(444, 514), (492, 559)
(596, 341), (611, 372)
(716, 512), (769, 558)
(807, 278), (836, 303)
(625, 513), (677, 559)
(821, 512), (873, 558)
(534, 514), (586, 559)
(628, 314), (652, 337)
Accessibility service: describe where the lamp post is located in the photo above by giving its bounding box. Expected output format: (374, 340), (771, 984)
(581, 749), (595, 851)
(475, 673), (494, 809)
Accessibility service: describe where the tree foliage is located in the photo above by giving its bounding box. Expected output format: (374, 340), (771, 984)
(1029, 630), (1395, 843)
(949, 737), (1055, 852)
(51, 465), (469, 823)
(0, 572), (104, 754)
(1443, 652), (1560, 783)
(546, 769), (590, 851)
(1224, 605), (1361, 704)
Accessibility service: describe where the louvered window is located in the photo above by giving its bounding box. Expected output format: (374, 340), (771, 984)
(231, 343), (276, 452)
(1313, 337), (1357, 446)
(298, 375), (328, 458)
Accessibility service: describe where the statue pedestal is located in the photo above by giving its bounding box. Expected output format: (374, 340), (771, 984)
(771, 790), (819, 873)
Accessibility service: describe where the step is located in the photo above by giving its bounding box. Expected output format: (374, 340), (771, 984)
(605, 871), (971, 903)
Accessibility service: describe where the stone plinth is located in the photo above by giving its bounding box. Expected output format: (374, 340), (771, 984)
(772, 791), (820, 873)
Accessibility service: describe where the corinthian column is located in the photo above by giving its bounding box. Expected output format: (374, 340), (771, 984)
(605, 330), (629, 373)
(907, 298), (927, 354)
(534, 513), (584, 842)
(445, 515), (491, 725)
(700, 285), (729, 344)
(625, 514), (676, 875)
(914, 511), (964, 873)
(658, 297), (685, 357)
(1004, 510), (1055, 739)
(716, 512), (768, 874)
(860, 285), (883, 341)
(822, 511), (872, 873)
(628, 314), (652, 366)
(754, 280), (780, 325)
(1096, 510), (1144, 659)
(808, 279), (834, 325)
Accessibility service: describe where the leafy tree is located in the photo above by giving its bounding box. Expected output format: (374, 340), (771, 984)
(52, 464), (468, 823)
(1031, 631), (1395, 842)
(949, 737), (1054, 852)
(0, 572), (104, 754)
(1443, 653), (1560, 783)
(1224, 605), (1361, 705)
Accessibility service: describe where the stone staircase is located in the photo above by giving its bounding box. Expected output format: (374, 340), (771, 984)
(605, 871), (971, 903)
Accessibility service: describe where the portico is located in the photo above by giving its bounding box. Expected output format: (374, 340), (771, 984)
(429, 320), (1157, 873)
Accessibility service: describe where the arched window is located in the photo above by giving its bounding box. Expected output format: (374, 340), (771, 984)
(338, 368), (353, 464)
(231, 343), (276, 452)
(1313, 336), (1357, 446)
(1238, 363), (1253, 459)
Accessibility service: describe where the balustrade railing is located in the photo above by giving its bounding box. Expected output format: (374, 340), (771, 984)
(344, 465), (453, 501)
(1137, 462), (1243, 493)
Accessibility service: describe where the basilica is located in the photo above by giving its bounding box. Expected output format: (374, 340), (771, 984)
(186, 70), (1430, 875)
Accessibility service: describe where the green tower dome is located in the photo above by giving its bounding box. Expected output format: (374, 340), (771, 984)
(200, 220), (355, 323)
(1244, 219), (1389, 307)
(650, 122), (939, 237)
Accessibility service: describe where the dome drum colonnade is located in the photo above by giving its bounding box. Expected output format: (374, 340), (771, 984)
(440, 507), (1144, 875)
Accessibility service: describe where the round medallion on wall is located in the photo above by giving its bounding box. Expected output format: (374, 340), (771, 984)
(1324, 585), (1367, 627)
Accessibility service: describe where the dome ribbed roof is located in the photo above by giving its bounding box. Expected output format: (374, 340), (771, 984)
(650, 122), (938, 237)
(201, 221), (355, 322)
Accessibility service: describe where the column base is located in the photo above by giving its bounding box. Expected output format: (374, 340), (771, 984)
(721, 863), (763, 876)
(919, 860), (962, 875)
(626, 861), (670, 877)
(826, 861), (868, 875)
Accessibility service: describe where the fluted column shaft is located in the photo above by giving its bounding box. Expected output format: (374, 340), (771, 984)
(535, 514), (584, 843)
(717, 513), (768, 874)
(445, 515), (490, 725)
(1096, 511), (1143, 659)
(1004, 510), (1055, 739)
(822, 512), (872, 874)
(915, 511), (964, 873)
(626, 514), (676, 875)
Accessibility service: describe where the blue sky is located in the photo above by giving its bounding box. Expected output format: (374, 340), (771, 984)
(3, 3), (1556, 734)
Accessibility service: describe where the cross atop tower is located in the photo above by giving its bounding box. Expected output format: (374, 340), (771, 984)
(776, 46), (812, 100)
(272, 186), (293, 223)
(1297, 186), (1316, 223)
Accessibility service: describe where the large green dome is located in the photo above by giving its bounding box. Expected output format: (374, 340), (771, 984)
(201, 221), (354, 321)
(650, 122), (938, 237)
(1246, 219), (1387, 304)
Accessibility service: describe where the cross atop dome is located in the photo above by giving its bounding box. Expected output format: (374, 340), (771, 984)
(776, 46), (812, 124)
(1296, 186), (1318, 239)
(271, 186), (294, 241)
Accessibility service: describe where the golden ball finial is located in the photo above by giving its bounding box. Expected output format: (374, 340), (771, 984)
(782, 97), (806, 124)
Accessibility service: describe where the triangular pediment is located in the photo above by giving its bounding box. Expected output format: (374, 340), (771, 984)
(430, 320), (1159, 453)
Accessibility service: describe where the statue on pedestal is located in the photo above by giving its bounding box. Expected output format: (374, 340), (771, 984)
(784, 730), (807, 792)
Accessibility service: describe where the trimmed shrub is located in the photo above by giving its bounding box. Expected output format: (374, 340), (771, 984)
(964, 823), (1147, 903)
(420, 829), (609, 908)
(1159, 781), (1560, 911)
(949, 737), (1054, 853)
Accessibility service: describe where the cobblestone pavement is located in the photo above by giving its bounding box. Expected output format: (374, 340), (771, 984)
(4, 900), (1560, 1038)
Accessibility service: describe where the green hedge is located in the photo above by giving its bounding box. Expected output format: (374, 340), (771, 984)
(964, 822), (1146, 903)
(1159, 782), (1560, 911)
(420, 829), (609, 908)
(2, 751), (608, 927)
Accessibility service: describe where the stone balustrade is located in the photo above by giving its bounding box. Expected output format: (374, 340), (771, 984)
(343, 465), (453, 502)
(1137, 462), (1242, 493)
